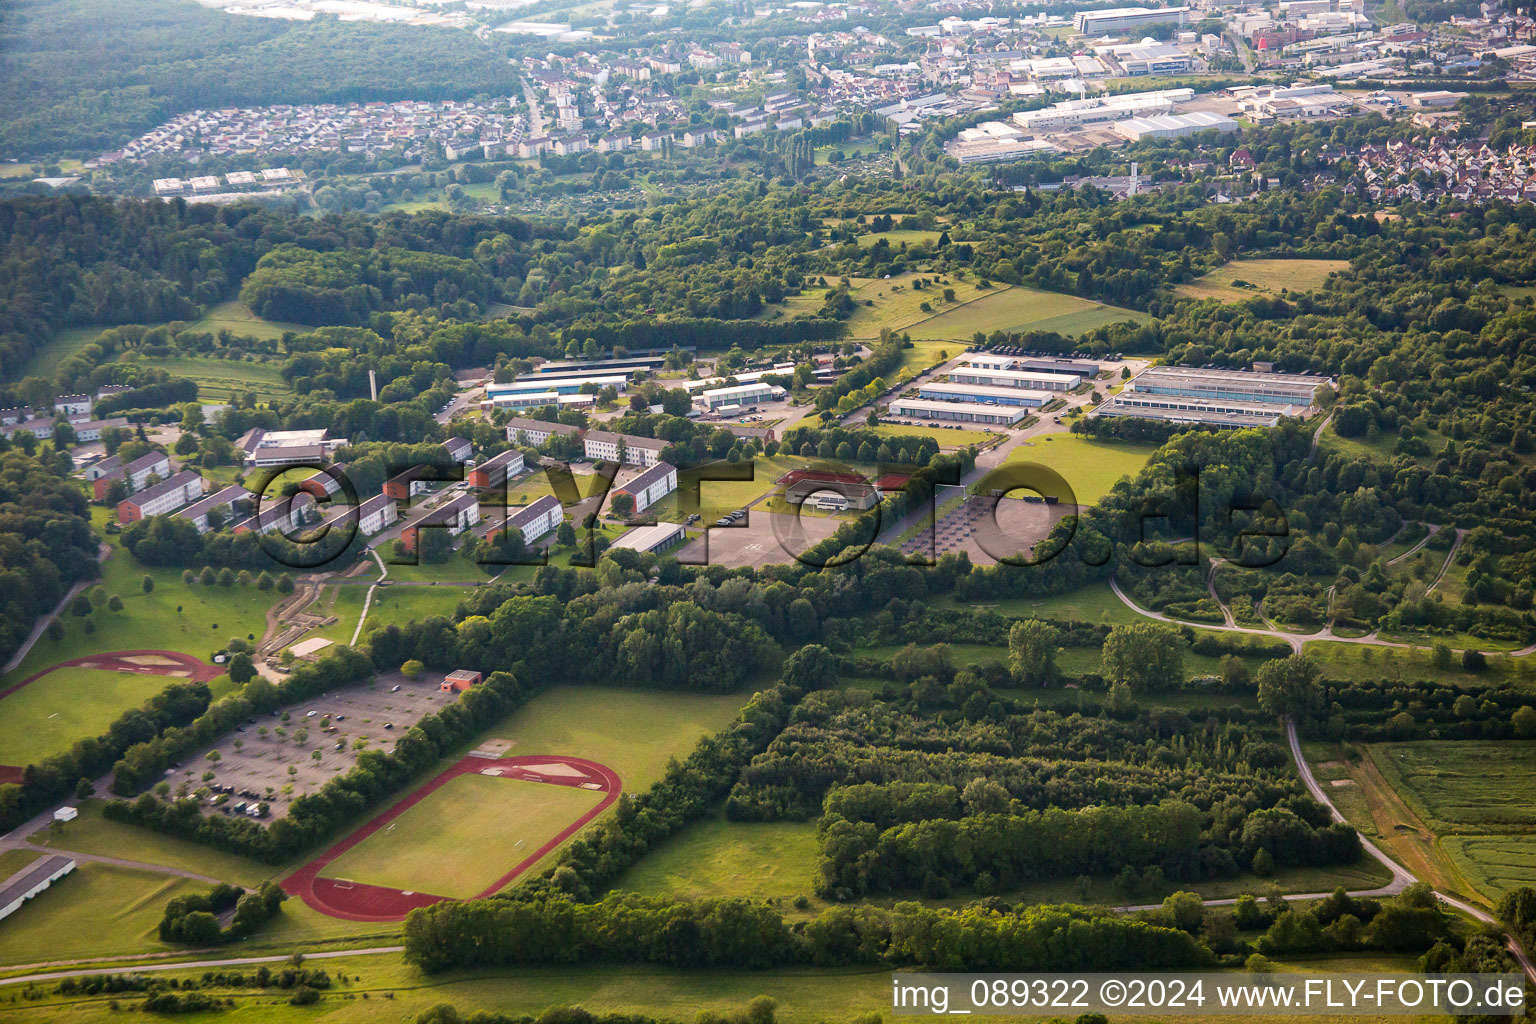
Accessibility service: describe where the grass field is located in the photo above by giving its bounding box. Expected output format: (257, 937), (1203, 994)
(0, 849), (40, 880)
(853, 228), (942, 248)
(0, 863), (206, 965)
(4, 951), (1434, 1024)
(33, 800), (274, 887)
(904, 285), (1149, 341)
(867, 422), (995, 448)
(180, 299), (308, 341)
(1003, 432), (1158, 504)
(841, 273), (998, 338)
(1302, 640), (1529, 686)
(1175, 258), (1351, 303)
(137, 354), (293, 403)
(1369, 741), (1536, 832)
(19, 324), (110, 381)
(483, 686), (750, 794)
(1441, 835), (1536, 902)
(950, 581), (1148, 626)
(322, 773), (606, 899)
(617, 814), (820, 902)
(0, 667), (188, 767)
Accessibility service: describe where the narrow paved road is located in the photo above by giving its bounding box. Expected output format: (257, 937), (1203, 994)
(1287, 719), (1536, 985)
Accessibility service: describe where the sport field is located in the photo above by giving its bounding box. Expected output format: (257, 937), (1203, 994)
(1003, 432), (1158, 504)
(841, 272), (997, 338)
(617, 815), (820, 902)
(137, 354), (293, 403)
(906, 285), (1149, 341)
(484, 685), (751, 793)
(0, 524), (273, 714)
(0, 863), (206, 965)
(1175, 258), (1350, 303)
(1369, 740), (1536, 832)
(0, 667), (185, 767)
(321, 773), (606, 899)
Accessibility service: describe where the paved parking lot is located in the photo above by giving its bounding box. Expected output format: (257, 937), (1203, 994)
(166, 671), (453, 821)
(675, 510), (842, 568)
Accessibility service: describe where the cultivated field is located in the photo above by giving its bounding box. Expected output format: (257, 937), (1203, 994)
(1175, 258), (1351, 303)
(321, 772), (607, 899)
(19, 324), (109, 381)
(1441, 835), (1536, 902)
(137, 354), (293, 403)
(1002, 432), (1158, 504)
(906, 285), (1148, 340)
(1369, 741), (1536, 831)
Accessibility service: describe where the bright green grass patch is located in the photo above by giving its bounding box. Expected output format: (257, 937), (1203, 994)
(19, 324), (113, 381)
(135, 354), (293, 403)
(1302, 640), (1527, 686)
(866, 423), (995, 448)
(33, 800), (273, 887)
(0, 863), (206, 965)
(951, 582), (1148, 626)
(1369, 741), (1536, 832)
(905, 285), (1148, 341)
(617, 814), (820, 902)
(1003, 432), (1158, 504)
(487, 686), (750, 794)
(854, 228), (942, 248)
(894, 339), (959, 380)
(1441, 835), (1536, 902)
(0, 667), (188, 767)
(6, 953), (1430, 1024)
(2, 531), (277, 685)
(1175, 258), (1350, 303)
(322, 773), (605, 900)
(0, 849), (40, 880)
(180, 299), (308, 341)
(841, 272), (997, 338)
(351, 585), (470, 639)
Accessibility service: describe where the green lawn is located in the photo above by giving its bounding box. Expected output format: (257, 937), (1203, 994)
(853, 228), (942, 248)
(0, 667), (186, 767)
(616, 814), (820, 903)
(322, 773), (606, 899)
(951, 582), (1148, 626)
(19, 324), (112, 382)
(1002, 432), (1158, 504)
(180, 299), (308, 341)
(0, 863), (206, 965)
(841, 272), (998, 339)
(4, 952), (1434, 1024)
(1176, 258), (1350, 303)
(33, 800), (274, 887)
(867, 422), (995, 448)
(1302, 640), (1526, 685)
(905, 285), (1149, 341)
(0, 849), (40, 880)
(484, 685), (750, 794)
(893, 339), (959, 381)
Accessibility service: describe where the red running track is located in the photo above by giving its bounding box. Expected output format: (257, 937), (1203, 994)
(0, 650), (223, 784)
(282, 754), (620, 922)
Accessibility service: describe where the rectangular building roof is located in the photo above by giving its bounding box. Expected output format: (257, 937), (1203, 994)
(919, 382), (1055, 403)
(610, 522), (685, 552)
(0, 856), (75, 910)
(177, 484), (252, 523)
(124, 470), (202, 507)
(506, 494), (563, 529)
(953, 367), (1081, 387)
(505, 417), (581, 437)
(617, 461), (677, 496)
(889, 398), (1031, 423)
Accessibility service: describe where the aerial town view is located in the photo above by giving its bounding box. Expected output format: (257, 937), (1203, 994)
(3, 0), (1536, 1019)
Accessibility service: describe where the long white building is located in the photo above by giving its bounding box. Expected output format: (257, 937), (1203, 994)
(950, 366), (1080, 391)
(696, 382), (787, 410)
(889, 398), (1031, 426)
(584, 430), (667, 467)
(1073, 6), (1187, 35)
